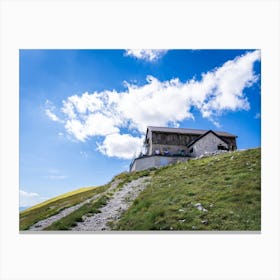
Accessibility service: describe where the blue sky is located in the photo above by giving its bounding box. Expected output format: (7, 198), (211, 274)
(20, 49), (261, 208)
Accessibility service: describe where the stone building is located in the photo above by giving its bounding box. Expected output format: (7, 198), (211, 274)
(130, 126), (237, 172)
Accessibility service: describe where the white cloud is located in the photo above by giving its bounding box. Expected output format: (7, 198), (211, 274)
(198, 50), (260, 118)
(118, 76), (194, 132)
(97, 133), (143, 160)
(63, 92), (103, 115)
(125, 49), (168, 62)
(45, 109), (61, 122)
(61, 100), (76, 119)
(47, 50), (260, 159)
(20, 189), (48, 208)
(45, 100), (63, 122)
(64, 113), (120, 142)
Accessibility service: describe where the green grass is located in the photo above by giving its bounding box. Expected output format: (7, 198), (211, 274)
(20, 168), (153, 231)
(21, 186), (97, 214)
(43, 169), (152, 230)
(112, 148), (261, 231)
(20, 148), (261, 231)
(44, 193), (110, 230)
(19, 184), (110, 230)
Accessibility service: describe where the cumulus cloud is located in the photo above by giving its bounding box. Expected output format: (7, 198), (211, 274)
(45, 100), (63, 123)
(118, 76), (194, 132)
(20, 189), (48, 208)
(45, 109), (61, 122)
(47, 50), (260, 159)
(197, 50), (260, 118)
(97, 133), (144, 160)
(64, 113), (120, 142)
(125, 49), (168, 62)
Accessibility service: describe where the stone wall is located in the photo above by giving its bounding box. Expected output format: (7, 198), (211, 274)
(190, 132), (229, 157)
(130, 155), (190, 172)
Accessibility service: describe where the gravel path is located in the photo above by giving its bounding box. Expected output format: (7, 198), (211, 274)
(72, 176), (150, 231)
(28, 180), (121, 231)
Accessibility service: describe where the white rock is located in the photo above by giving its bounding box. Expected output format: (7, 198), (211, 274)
(194, 203), (208, 212)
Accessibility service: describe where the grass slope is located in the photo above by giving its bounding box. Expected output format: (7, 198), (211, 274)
(44, 169), (151, 230)
(20, 169), (151, 231)
(20, 148), (261, 231)
(20, 184), (110, 230)
(112, 148), (261, 231)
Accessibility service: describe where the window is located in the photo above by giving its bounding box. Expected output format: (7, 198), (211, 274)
(189, 148), (193, 153)
(217, 144), (228, 151)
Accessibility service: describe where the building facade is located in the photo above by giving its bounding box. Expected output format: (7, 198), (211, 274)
(130, 126), (237, 172)
(144, 126), (237, 156)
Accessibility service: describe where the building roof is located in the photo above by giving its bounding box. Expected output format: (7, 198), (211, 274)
(186, 130), (229, 148)
(147, 126), (237, 138)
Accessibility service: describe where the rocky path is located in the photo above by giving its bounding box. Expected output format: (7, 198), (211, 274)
(72, 176), (150, 231)
(28, 180), (121, 231)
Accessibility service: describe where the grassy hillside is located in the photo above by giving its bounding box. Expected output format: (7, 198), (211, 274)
(112, 148), (261, 230)
(20, 184), (110, 230)
(19, 169), (151, 230)
(44, 169), (151, 230)
(20, 148), (261, 231)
